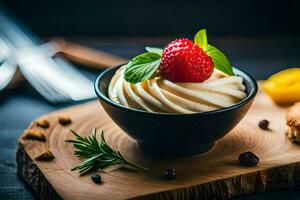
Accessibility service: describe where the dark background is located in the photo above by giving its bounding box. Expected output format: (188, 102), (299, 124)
(1, 0), (300, 199)
(2, 0), (300, 37)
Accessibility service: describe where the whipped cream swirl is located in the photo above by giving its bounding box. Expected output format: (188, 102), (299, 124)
(108, 66), (247, 114)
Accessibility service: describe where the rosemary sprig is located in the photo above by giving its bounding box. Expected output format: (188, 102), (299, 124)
(65, 128), (148, 175)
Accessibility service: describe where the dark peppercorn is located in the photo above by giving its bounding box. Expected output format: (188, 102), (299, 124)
(91, 174), (102, 184)
(238, 151), (259, 166)
(165, 168), (176, 180)
(258, 119), (269, 130)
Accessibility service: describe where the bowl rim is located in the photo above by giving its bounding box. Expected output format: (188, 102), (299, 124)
(94, 64), (258, 116)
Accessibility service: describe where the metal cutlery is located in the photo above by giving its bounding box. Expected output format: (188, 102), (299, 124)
(0, 35), (17, 91)
(0, 10), (95, 103)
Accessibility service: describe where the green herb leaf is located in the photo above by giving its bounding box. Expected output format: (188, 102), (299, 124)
(124, 52), (161, 83)
(194, 29), (208, 51)
(194, 29), (234, 76)
(145, 46), (163, 56)
(66, 129), (148, 175)
(206, 44), (234, 76)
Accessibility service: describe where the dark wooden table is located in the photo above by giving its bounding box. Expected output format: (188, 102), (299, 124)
(1, 36), (300, 200)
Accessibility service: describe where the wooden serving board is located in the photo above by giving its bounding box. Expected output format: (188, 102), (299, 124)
(17, 87), (300, 200)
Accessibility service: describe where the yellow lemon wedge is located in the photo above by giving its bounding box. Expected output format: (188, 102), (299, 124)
(262, 68), (300, 104)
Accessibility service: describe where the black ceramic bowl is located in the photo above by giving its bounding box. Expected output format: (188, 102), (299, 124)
(95, 65), (257, 157)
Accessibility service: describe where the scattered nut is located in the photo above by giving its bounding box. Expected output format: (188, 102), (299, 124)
(35, 150), (55, 161)
(36, 119), (50, 129)
(286, 102), (300, 143)
(286, 126), (300, 143)
(238, 151), (259, 166)
(258, 119), (269, 130)
(23, 130), (46, 141)
(58, 115), (72, 126)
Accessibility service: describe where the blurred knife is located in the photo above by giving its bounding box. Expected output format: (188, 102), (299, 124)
(49, 38), (128, 70)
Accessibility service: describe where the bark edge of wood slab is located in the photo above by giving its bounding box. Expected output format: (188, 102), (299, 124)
(16, 88), (300, 200)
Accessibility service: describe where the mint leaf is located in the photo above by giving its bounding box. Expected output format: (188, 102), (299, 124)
(194, 29), (208, 51)
(145, 47), (163, 56)
(206, 44), (234, 76)
(124, 52), (161, 83)
(194, 28), (234, 76)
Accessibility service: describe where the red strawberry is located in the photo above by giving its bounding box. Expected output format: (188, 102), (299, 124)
(160, 38), (214, 82)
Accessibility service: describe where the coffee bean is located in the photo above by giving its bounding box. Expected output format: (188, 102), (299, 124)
(165, 168), (176, 180)
(238, 151), (259, 166)
(91, 174), (102, 184)
(258, 119), (269, 130)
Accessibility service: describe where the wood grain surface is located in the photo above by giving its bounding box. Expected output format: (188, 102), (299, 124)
(16, 87), (300, 200)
